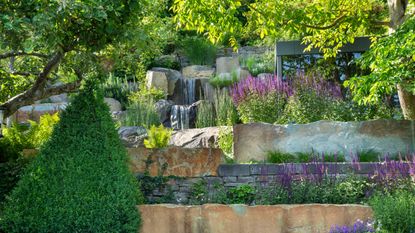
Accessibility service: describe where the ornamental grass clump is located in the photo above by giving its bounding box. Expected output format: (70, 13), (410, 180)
(231, 74), (292, 123)
(0, 81), (143, 233)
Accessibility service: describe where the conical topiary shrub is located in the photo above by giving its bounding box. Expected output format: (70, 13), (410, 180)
(0, 82), (143, 232)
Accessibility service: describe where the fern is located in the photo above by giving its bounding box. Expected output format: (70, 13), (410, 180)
(144, 125), (172, 149)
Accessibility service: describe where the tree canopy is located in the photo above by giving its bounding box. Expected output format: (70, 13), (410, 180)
(172, 0), (389, 57)
(173, 0), (415, 119)
(0, 0), (174, 117)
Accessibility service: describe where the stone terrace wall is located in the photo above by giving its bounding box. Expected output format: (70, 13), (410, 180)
(139, 204), (373, 233)
(143, 162), (412, 204)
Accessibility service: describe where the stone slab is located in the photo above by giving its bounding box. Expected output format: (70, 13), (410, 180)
(138, 204), (373, 233)
(234, 120), (415, 162)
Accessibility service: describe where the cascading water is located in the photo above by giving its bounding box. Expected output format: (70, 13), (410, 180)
(171, 105), (191, 130)
(183, 78), (196, 105)
(170, 78), (196, 130)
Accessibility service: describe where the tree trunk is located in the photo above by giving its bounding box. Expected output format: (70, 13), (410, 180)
(387, 0), (415, 119)
(397, 84), (415, 119)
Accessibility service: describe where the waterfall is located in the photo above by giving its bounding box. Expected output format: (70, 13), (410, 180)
(171, 105), (191, 130)
(169, 78), (196, 130)
(183, 78), (196, 105)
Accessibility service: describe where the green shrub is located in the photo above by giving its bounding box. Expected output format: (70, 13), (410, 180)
(239, 52), (274, 77)
(218, 127), (234, 163)
(0, 158), (29, 209)
(188, 180), (208, 205)
(227, 184), (255, 204)
(101, 73), (137, 109)
(280, 89), (329, 124)
(179, 36), (217, 66)
(0, 113), (59, 160)
(255, 186), (290, 205)
(144, 125), (172, 149)
(128, 85), (166, 103)
(0, 82), (143, 233)
(122, 98), (161, 127)
(195, 101), (216, 128)
(150, 56), (180, 70)
(370, 190), (415, 233)
(238, 92), (286, 124)
(209, 71), (239, 89)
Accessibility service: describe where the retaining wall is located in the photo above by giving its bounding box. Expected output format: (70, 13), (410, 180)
(139, 204), (373, 233)
(144, 162), (412, 204)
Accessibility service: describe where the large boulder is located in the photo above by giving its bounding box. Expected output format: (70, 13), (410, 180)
(14, 103), (67, 123)
(104, 97), (122, 112)
(118, 126), (147, 147)
(151, 67), (182, 96)
(182, 65), (215, 79)
(216, 57), (240, 75)
(233, 120), (415, 163)
(35, 93), (69, 104)
(169, 127), (220, 148)
(146, 70), (169, 94)
(128, 147), (223, 176)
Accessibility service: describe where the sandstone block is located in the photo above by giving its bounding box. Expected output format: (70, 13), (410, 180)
(182, 65), (215, 78)
(146, 70), (168, 93)
(138, 204), (373, 233)
(216, 57), (240, 75)
(128, 146), (223, 177)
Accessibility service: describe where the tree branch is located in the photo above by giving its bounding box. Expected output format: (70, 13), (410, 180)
(0, 52), (65, 118)
(300, 14), (347, 30)
(10, 71), (39, 77)
(0, 51), (49, 60)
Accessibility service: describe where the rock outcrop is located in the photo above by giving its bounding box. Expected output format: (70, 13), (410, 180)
(169, 127), (220, 148)
(128, 147), (223, 176)
(118, 126), (147, 147)
(182, 65), (215, 78)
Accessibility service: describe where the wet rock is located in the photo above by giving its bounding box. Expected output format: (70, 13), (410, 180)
(118, 126), (147, 147)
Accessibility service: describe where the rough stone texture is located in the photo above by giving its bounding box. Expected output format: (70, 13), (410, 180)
(216, 57), (240, 75)
(182, 65), (215, 78)
(104, 97), (122, 112)
(234, 121), (415, 162)
(118, 126), (147, 147)
(154, 99), (174, 124)
(128, 147), (223, 176)
(169, 127), (220, 148)
(13, 103), (67, 123)
(151, 67), (182, 96)
(146, 70), (169, 93)
(237, 68), (251, 80)
(35, 93), (69, 104)
(139, 204), (373, 233)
